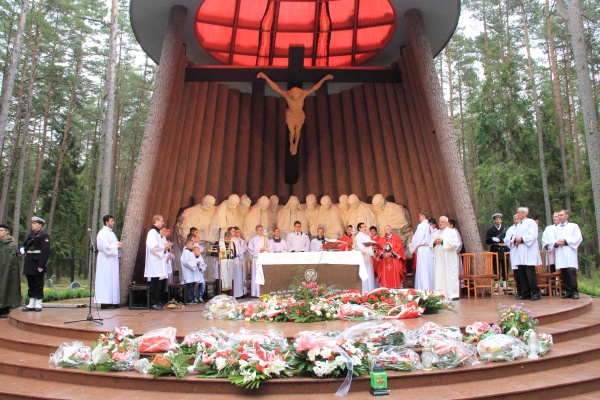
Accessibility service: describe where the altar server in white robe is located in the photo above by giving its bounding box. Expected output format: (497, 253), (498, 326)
(145, 215), (171, 310)
(247, 225), (272, 297)
(95, 215), (122, 308)
(233, 227), (249, 294)
(504, 214), (523, 297)
(310, 228), (327, 252)
(160, 226), (175, 289)
(430, 216), (459, 299)
(510, 207), (541, 301)
(541, 213), (559, 271)
(271, 228), (288, 253)
(180, 240), (205, 303)
(409, 211), (434, 290)
(355, 222), (376, 293)
(221, 231), (243, 298)
(550, 210), (583, 300)
(286, 221), (310, 252)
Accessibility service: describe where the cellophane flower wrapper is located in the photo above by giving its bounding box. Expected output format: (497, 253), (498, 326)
(376, 346), (422, 371)
(415, 322), (463, 346)
(203, 295), (238, 319)
(428, 337), (476, 370)
(477, 334), (528, 362)
(337, 303), (382, 321)
(464, 321), (502, 343)
(336, 321), (412, 351)
(89, 326), (139, 372)
(134, 358), (152, 374)
(181, 327), (232, 356)
(383, 300), (424, 320)
(523, 330), (553, 356)
(136, 327), (178, 353)
(195, 328), (292, 389)
(49, 342), (92, 368)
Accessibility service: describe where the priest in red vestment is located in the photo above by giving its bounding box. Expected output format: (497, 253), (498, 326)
(376, 224), (407, 288)
(340, 225), (354, 251)
(369, 226), (384, 283)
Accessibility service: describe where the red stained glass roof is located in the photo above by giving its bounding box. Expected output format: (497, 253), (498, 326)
(195, 0), (396, 67)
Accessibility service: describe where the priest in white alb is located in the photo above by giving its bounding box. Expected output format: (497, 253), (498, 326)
(409, 211), (434, 290)
(247, 225), (272, 297)
(95, 214), (122, 309)
(550, 210), (583, 300)
(355, 222), (376, 292)
(430, 216), (459, 299)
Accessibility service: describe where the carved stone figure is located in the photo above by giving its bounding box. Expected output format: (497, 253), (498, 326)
(268, 195), (281, 234)
(371, 194), (413, 245)
(237, 195), (252, 234)
(303, 194), (320, 237)
(346, 194), (377, 232)
(338, 194), (351, 227)
(175, 195), (216, 245)
(277, 196), (309, 238)
(209, 194), (242, 241)
(318, 195), (344, 239)
(257, 72), (334, 155)
(243, 196), (271, 240)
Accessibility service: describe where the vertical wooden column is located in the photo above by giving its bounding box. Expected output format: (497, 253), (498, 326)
(404, 9), (483, 254)
(119, 5), (187, 303)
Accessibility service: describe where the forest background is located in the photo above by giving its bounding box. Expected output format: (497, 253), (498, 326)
(0, 0), (598, 282)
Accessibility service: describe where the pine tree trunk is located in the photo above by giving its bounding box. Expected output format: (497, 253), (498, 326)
(12, 22), (40, 241)
(46, 55), (82, 236)
(558, 0), (600, 252)
(0, 0), (30, 152)
(545, 0), (571, 210)
(100, 0), (119, 216)
(405, 9), (483, 255)
(119, 6), (188, 304)
(521, 2), (552, 226)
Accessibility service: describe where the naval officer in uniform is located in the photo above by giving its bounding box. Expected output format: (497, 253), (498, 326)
(21, 217), (50, 312)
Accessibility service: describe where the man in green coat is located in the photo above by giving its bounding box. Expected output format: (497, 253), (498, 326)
(0, 224), (21, 318)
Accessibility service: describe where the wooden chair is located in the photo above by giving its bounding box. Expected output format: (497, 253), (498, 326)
(503, 252), (516, 295)
(459, 253), (476, 299)
(536, 251), (553, 297)
(474, 252), (500, 298)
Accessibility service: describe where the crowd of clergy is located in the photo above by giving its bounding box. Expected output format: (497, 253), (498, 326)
(90, 196), (583, 311)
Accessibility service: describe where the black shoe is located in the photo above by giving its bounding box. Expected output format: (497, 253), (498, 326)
(22, 307), (35, 312)
(451, 297), (460, 301)
(516, 295), (530, 300)
(561, 293), (573, 299)
(151, 304), (163, 310)
(572, 293), (580, 300)
(531, 295), (541, 301)
(35, 308), (42, 312)
(0, 313), (8, 318)
(541, 290), (549, 296)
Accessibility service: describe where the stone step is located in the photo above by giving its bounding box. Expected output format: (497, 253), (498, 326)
(0, 330), (599, 396)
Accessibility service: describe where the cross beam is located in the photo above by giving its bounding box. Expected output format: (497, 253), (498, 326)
(185, 46), (402, 84)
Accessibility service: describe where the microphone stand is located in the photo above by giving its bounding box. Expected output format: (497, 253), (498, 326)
(65, 228), (103, 325)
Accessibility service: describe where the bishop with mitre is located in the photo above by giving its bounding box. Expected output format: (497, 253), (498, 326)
(375, 224), (406, 288)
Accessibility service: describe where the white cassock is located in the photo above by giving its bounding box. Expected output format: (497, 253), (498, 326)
(180, 248), (203, 284)
(549, 222), (582, 269)
(430, 227), (459, 299)
(504, 225), (520, 270)
(541, 225), (557, 265)
(222, 240), (243, 297)
(161, 236), (174, 289)
(271, 238), (288, 253)
(145, 228), (167, 280)
(247, 235), (273, 297)
(356, 231), (376, 293)
(409, 220), (434, 290)
(233, 237), (248, 295)
(512, 218), (541, 266)
(286, 231), (310, 252)
(94, 226), (120, 304)
(310, 237), (326, 252)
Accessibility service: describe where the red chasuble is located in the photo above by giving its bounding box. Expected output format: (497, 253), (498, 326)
(340, 234), (353, 251)
(376, 233), (406, 288)
(371, 235), (384, 280)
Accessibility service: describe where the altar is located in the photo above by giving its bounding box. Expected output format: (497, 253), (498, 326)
(255, 251), (367, 295)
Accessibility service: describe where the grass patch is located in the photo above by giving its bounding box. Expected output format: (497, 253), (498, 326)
(20, 275), (91, 304)
(578, 269), (600, 297)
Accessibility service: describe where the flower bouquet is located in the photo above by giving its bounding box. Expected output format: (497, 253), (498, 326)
(288, 299), (338, 323)
(384, 300), (424, 320)
(415, 322), (463, 346)
(49, 342), (92, 368)
(203, 295), (238, 319)
(337, 302), (381, 321)
(146, 351), (193, 378)
(195, 328), (292, 389)
(496, 304), (538, 339)
(477, 334), (528, 362)
(292, 331), (369, 378)
(136, 327), (178, 353)
(464, 321), (502, 344)
(376, 346), (422, 371)
(289, 279), (329, 300)
(338, 321), (410, 350)
(429, 337), (476, 370)
(87, 326), (139, 372)
(413, 290), (454, 314)
(180, 327), (232, 356)
(523, 330), (553, 356)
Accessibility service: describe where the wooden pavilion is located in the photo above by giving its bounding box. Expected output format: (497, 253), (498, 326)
(122, 0), (482, 297)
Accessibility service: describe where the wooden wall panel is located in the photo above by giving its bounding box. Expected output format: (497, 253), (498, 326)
(303, 96), (321, 199)
(248, 82), (265, 196)
(218, 90), (241, 197)
(207, 85), (230, 200)
(328, 93), (350, 198)
(183, 82), (209, 206)
(193, 82), (219, 198)
(316, 86), (335, 198)
(234, 93), (252, 195)
(276, 98), (288, 199)
(262, 96), (278, 196)
(352, 85), (378, 198)
(340, 90), (365, 198)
